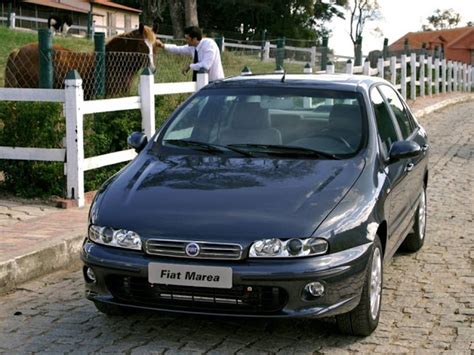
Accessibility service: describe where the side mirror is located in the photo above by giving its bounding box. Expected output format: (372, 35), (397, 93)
(388, 141), (421, 162)
(127, 131), (148, 153)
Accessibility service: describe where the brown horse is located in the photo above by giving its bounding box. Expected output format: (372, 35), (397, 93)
(5, 24), (158, 99)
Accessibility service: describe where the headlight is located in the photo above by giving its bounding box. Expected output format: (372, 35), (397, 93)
(88, 225), (142, 251)
(249, 237), (328, 258)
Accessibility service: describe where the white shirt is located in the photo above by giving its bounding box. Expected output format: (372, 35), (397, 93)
(164, 38), (225, 81)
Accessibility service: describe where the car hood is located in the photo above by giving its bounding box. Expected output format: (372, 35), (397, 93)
(91, 154), (365, 242)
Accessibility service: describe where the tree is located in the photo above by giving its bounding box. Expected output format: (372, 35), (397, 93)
(345, 0), (381, 65)
(422, 9), (461, 31)
(197, 0), (346, 44)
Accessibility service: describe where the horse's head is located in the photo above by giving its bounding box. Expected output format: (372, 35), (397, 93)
(106, 24), (159, 72)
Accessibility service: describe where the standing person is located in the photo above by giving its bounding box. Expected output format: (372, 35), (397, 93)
(156, 26), (224, 82)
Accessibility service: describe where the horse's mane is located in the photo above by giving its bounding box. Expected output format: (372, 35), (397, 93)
(106, 25), (156, 52)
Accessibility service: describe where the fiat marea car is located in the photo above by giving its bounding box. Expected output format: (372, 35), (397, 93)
(82, 74), (429, 335)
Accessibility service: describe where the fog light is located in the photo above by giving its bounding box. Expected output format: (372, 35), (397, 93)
(304, 281), (325, 297)
(85, 267), (96, 283)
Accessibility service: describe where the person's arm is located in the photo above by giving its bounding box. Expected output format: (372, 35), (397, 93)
(156, 39), (195, 56)
(163, 44), (195, 56)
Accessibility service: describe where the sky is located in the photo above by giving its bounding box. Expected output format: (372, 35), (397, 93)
(328, 0), (474, 57)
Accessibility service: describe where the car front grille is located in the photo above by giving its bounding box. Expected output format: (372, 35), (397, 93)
(106, 276), (288, 314)
(145, 239), (243, 260)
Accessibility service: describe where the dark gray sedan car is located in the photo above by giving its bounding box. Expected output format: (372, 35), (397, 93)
(82, 74), (429, 335)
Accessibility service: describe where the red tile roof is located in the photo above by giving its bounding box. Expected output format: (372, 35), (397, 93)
(89, 0), (141, 13)
(389, 27), (474, 50)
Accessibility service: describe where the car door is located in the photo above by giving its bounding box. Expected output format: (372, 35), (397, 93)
(370, 86), (408, 253)
(378, 85), (427, 214)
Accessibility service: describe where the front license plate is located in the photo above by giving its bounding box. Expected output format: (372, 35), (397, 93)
(148, 263), (233, 289)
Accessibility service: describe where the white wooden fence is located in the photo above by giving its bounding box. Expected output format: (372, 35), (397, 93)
(0, 53), (472, 207)
(0, 71), (209, 207)
(324, 53), (473, 101)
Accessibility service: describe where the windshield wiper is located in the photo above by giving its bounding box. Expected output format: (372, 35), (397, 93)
(226, 144), (341, 160)
(164, 139), (225, 153)
(164, 139), (254, 157)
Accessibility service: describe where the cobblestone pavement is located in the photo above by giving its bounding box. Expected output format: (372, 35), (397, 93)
(0, 101), (472, 353)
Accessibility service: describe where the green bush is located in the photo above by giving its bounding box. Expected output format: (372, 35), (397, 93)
(0, 101), (65, 197)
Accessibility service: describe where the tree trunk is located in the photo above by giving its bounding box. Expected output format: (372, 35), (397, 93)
(168, 0), (184, 38)
(184, 0), (198, 27)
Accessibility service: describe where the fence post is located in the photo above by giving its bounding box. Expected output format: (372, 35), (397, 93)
(139, 68), (155, 139)
(64, 70), (85, 208)
(469, 65), (472, 92)
(275, 37), (285, 71)
(382, 38), (389, 58)
(426, 56), (432, 96)
(241, 66), (252, 75)
(94, 33), (106, 98)
(346, 59), (353, 75)
(390, 56), (396, 85)
(260, 29), (267, 61)
(264, 41), (270, 61)
(464, 64), (468, 91)
(321, 36), (328, 70)
(401, 54), (407, 99)
(38, 29), (53, 89)
(326, 61), (335, 74)
(377, 57), (384, 78)
(196, 69), (209, 90)
(447, 61), (453, 93)
(87, 11), (93, 39)
(215, 36), (224, 53)
(310, 46), (316, 69)
(410, 53), (416, 100)
(419, 54), (425, 97)
(441, 59), (447, 94)
(453, 62), (458, 92)
(434, 58), (440, 95)
(363, 58), (370, 75)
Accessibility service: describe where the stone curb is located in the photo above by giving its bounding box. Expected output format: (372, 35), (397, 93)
(0, 94), (472, 295)
(0, 234), (84, 294)
(413, 94), (473, 118)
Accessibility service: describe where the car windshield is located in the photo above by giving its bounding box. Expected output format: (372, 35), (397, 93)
(158, 87), (366, 158)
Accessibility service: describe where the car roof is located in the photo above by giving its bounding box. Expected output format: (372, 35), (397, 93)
(206, 73), (387, 92)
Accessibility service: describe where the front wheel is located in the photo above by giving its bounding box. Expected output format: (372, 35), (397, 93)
(401, 188), (427, 252)
(336, 236), (383, 336)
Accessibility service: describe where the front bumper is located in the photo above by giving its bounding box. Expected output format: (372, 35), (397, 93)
(81, 240), (372, 318)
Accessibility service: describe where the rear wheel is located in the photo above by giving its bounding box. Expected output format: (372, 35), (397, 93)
(401, 188), (427, 252)
(336, 236), (383, 336)
(94, 301), (133, 316)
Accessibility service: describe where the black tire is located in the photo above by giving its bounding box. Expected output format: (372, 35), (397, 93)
(336, 236), (383, 336)
(401, 188), (427, 252)
(94, 301), (132, 316)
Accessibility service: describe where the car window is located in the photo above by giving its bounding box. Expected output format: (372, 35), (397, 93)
(379, 85), (413, 139)
(160, 88), (367, 157)
(371, 87), (399, 154)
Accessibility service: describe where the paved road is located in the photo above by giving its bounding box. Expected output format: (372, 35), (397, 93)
(0, 101), (473, 353)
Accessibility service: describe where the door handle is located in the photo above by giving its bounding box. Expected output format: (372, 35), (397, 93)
(421, 144), (429, 152)
(406, 163), (414, 172)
